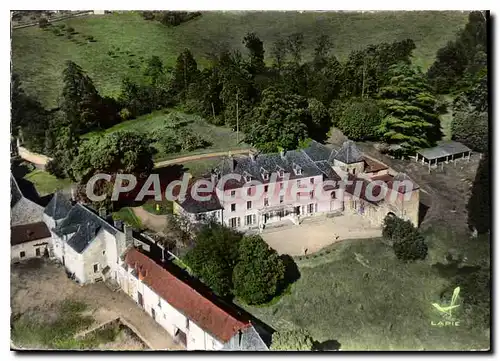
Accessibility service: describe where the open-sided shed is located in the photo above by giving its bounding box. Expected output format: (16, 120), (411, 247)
(416, 141), (472, 172)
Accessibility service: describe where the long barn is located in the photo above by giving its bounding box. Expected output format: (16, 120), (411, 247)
(415, 141), (472, 172)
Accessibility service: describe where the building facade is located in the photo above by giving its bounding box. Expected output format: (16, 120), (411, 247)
(174, 140), (420, 231)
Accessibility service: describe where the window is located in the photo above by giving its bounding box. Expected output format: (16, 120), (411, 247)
(280, 195), (284, 204)
(231, 203), (236, 212)
(264, 198), (269, 207)
(352, 168), (356, 175)
(279, 170), (284, 178)
(247, 187), (252, 196)
(229, 217), (240, 228)
(279, 182), (283, 190)
(20, 251), (25, 258)
(245, 175), (252, 182)
(102, 250), (106, 255)
(264, 185), (269, 193)
(297, 179), (301, 187)
(245, 214), (256, 226)
(186, 319), (190, 330)
(262, 172), (269, 181)
(310, 178), (314, 184)
(315, 203), (318, 213)
(247, 201), (252, 210)
(310, 190), (314, 199)
(35, 248), (41, 257)
(231, 190), (236, 197)
(93, 264), (99, 273)
(158, 297), (162, 309)
(308, 203), (314, 214)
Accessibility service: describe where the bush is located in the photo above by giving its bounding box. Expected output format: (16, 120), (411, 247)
(383, 215), (428, 261)
(178, 129), (209, 151)
(119, 108), (131, 120)
(66, 26), (75, 33)
(337, 98), (382, 140)
(38, 18), (49, 28)
(270, 329), (314, 351)
(46, 159), (66, 179)
(233, 235), (285, 305)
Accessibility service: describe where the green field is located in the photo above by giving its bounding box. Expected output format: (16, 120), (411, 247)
(112, 207), (143, 230)
(240, 230), (490, 350)
(83, 109), (250, 162)
(12, 11), (468, 108)
(23, 169), (73, 196)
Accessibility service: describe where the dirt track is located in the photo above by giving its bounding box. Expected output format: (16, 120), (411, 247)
(153, 148), (252, 169)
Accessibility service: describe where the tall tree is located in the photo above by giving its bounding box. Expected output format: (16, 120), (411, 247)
(287, 33), (305, 65)
(312, 34), (332, 69)
(271, 38), (288, 72)
(243, 32), (265, 74)
(377, 63), (442, 155)
(467, 154), (490, 234)
(245, 88), (310, 152)
(337, 97), (382, 141)
(172, 49), (199, 101)
(144, 55), (164, 85)
(60, 61), (104, 133)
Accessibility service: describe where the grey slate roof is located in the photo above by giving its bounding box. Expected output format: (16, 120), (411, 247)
(11, 174), (44, 226)
(302, 140), (336, 162)
(333, 140), (364, 164)
(53, 204), (118, 254)
(177, 187), (223, 214)
(44, 191), (73, 221)
(416, 141), (472, 160)
(222, 324), (270, 351)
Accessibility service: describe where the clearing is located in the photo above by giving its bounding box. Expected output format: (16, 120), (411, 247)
(22, 169), (72, 197)
(12, 11), (468, 108)
(83, 109), (250, 162)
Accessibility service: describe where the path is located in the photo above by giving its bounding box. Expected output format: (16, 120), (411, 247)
(132, 207), (168, 233)
(154, 149), (252, 169)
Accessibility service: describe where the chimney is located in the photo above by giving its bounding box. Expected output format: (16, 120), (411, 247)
(138, 266), (147, 281)
(124, 224), (133, 248)
(114, 219), (124, 231)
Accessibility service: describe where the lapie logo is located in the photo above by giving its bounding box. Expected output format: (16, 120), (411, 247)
(430, 286), (461, 327)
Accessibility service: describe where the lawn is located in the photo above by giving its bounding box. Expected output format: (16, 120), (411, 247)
(11, 300), (120, 349)
(142, 199), (173, 215)
(23, 169), (73, 197)
(240, 230), (490, 350)
(12, 11), (468, 108)
(83, 109), (250, 162)
(112, 207), (143, 230)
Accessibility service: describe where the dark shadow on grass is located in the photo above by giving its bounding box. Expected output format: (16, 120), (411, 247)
(432, 258), (481, 279)
(418, 201), (430, 226)
(312, 339), (341, 351)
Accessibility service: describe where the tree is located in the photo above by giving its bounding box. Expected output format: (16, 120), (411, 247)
(312, 34), (332, 69)
(451, 111), (488, 153)
(377, 63), (442, 156)
(427, 11), (487, 93)
(11, 73), (50, 153)
(270, 329), (314, 351)
(183, 222), (243, 298)
(287, 33), (305, 65)
(60, 61), (105, 133)
(172, 49), (199, 100)
(243, 32), (265, 74)
(271, 38), (288, 72)
(245, 88), (310, 152)
(233, 235), (285, 305)
(337, 98), (382, 140)
(71, 131), (154, 182)
(307, 98), (331, 142)
(144, 55), (164, 85)
(467, 154), (490, 234)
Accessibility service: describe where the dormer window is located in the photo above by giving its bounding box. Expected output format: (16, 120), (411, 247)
(293, 163), (302, 175)
(243, 172), (252, 182)
(260, 167), (269, 181)
(276, 166), (285, 178)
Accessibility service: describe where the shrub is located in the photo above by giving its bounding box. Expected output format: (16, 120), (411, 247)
(119, 108), (131, 120)
(178, 129), (209, 151)
(393, 231), (428, 261)
(66, 26), (75, 33)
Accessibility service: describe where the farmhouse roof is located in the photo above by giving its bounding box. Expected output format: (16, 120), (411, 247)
(333, 141), (364, 164)
(44, 191), (73, 221)
(11, 174), (44, 226)
(11, 221), (51, 246)
(177, 186), (223, 214)
(53, 204), (118, 253)
(123, 248), (253, 343)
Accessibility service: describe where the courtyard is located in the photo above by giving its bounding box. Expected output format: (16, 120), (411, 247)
(261, 214), (382, 256)
(11, 258), (182, 350)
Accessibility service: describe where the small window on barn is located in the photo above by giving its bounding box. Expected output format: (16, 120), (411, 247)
(186, 319), (190, 330)
(102, 250), (106, 255)
(20, 251), (25, 258)
(93, 264), (99, 273)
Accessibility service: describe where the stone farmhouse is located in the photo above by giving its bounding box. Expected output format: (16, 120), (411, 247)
(174, 140), (420, 231)
(34, 191), (271, 350)
(10, 174), (51, 262)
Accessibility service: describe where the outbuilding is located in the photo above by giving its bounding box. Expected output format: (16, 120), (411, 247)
(416, 141), (472, 172)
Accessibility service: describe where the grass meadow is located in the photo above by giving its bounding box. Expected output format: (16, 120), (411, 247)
(240, 229), (490, 350)
(23, 169), (73, 197)
(83, 109), (250, 162)
(12, 11), (468, 108)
